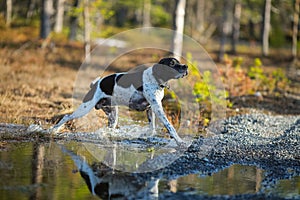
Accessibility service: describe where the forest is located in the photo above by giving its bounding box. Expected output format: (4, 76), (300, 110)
(1, 0), (299, 124)
(1, 0), (300, 58)
(0, 1), (300, 200)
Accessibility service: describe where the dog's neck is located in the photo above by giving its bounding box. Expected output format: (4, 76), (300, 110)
(152, 64), (176, 89)
(152, 72), (170, 89)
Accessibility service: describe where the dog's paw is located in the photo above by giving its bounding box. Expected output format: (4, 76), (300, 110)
(27, 124), (45, 133)
(176, 139), (188, 147)
(48, 125), (62, 134)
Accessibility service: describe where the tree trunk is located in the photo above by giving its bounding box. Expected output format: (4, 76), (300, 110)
(54, 0), (65, 33)
(196, 0), (205, 33)
(40, 0), (53, 39)
(69, 0), (80, 40)
(292, 0), (300, 60)
(218, 0), (231, 62)
(231, 0), (241, 54)
(171, 0), (186, 61)
(262, 0), (272, 56)
(6, 0), (12, 27)
(142, 0), (151, 28)
(115, 7), (128, 27)
(83, 0), (91, 63)
(27, 0), (37, 19)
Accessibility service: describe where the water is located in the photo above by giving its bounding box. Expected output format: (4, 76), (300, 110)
(0, 142), (299, 199)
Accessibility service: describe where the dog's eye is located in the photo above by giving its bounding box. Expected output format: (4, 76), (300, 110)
(169, 60), (176, 67)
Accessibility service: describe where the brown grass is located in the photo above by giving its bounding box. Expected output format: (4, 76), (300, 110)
(0, 27), (299, 128)
(0, 27), (83, 126)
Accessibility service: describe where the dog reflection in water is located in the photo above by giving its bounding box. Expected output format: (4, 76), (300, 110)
(64, 148), (160, 199)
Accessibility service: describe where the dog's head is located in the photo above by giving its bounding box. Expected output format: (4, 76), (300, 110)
(153, 57), (188, 83)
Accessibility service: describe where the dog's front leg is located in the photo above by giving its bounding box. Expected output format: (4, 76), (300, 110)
(150, 103), (183, 144)
(146, 108), (155, 129)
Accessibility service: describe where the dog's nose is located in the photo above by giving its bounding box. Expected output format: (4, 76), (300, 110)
(181, 64), (188, 70)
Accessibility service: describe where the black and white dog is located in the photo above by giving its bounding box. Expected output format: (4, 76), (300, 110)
(52, 57), (188, 144)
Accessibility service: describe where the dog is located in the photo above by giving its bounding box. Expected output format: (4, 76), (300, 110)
(52, 57), (188, 144)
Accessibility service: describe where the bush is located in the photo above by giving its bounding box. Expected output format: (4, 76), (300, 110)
(187, 53), (228, 129)
(219, 55), (290, 97)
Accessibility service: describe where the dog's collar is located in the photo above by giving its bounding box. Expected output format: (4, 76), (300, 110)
(160, 82), (170, 89)
(155, 76), (169, 89)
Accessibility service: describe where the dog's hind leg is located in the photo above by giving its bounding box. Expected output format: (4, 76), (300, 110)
(96, 98), (118, 129)
(51, 81), (102, 132)
(52, 100), (97, 131)
(102, 106), (118, 128)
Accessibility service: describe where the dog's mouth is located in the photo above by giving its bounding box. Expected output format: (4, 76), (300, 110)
(182, 69), (188, 77)
(174, 64), (188, 79)
(175, 69), (188, 79)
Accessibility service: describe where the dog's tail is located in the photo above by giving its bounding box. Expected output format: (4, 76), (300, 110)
(90, 77), (100, 88)
(83, 80), (100, 103)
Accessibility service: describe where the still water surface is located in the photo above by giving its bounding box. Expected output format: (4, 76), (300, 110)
(0, 142), (299, 199)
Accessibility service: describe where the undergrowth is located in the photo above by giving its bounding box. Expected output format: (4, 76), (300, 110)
(220, 55), (290, 97)
(187, 53), (291, 130)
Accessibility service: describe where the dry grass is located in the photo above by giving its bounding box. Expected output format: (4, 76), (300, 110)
(0, 27), (168, 127)
(0, 27), (299, 128)
(0, 27), (83, 126)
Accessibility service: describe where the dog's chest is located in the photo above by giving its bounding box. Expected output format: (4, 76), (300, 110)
(109, 68), (164, 111)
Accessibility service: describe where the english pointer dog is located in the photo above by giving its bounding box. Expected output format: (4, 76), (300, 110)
(52, 57), (188, 144)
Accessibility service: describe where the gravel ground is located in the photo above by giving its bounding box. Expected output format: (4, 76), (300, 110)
(135, 113), (300, 199)
(0, 112), (299, 199)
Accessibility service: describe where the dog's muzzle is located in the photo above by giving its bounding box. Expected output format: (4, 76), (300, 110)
(179, 64), (188, 77)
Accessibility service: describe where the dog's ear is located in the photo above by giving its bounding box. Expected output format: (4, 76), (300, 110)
(152, 63), (180, 82)
(158, 58), (167, 65)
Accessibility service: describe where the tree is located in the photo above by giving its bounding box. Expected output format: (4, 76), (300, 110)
(54, 0), (65, 33)
(196, 0), (205, 34)
(6, 0), (12, 27)
(262, 0), (271, 56)
(185, 0), (217, 44)
(27, 0), (37, 19)
(171, 0), (186, 61)
(142, 0), (151, 28)
(231, 0), (242, 54)
(83, 0), (91, 63)
(69, 0), (80, 40)
(40, 0), (54, 39)
(30, 143), (45, 200)
(292, 0), (300, 60)
(218, 0), (232, 62)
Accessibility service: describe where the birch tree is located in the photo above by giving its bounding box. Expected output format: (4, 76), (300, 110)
(292, 0), (300, 60)
(83, 0), (91, 63)
(54, 0), (65, 33)
(231, 0), (242, 54)
(171, 0), (186, 61)
(6, 0), (12, 27)
(262, 0), (271, 56)
(143, 0), (151, 28)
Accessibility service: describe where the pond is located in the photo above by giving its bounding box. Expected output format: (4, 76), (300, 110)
(0, 141), (299, 199)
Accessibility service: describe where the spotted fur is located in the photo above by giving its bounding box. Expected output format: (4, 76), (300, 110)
(52, 58), (188, 145)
